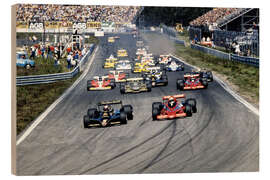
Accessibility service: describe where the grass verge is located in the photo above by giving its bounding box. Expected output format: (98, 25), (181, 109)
(17, 56), (72, 76)
(16, 72), (81, 135)
(175, 44), (259, 106)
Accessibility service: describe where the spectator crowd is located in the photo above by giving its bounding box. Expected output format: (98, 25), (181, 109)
(16, 4), (140, 24)
(189, 8), (245, 28)
(22, 40), (88, 70)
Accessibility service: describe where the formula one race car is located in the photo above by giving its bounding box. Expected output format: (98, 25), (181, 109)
(103, 55), (118, 68)
(166, 60), (184, 71)
(87, 76), (116, 91)
(152, 94), (197, 120)
(136, 48), (147, 56)
(158, 55), (172, 65)
(108, 37), (115, 43)
(114, 60), (133, 70)
(83, 100), (133, 128)
(120, 77), (152, 94)
(176, 73), (208, 90)
(117, 49), (128, 57)
(195, 69), (213, 82)
(142, 67), (168, 87)
(132, 62), (150, 73)
(106, 70), (129, 83)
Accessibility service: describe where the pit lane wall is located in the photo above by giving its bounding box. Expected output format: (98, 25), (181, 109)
(16, 44), (95, 86)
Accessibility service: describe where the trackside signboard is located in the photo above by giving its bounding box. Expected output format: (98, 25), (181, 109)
(94, 31), (104, 37)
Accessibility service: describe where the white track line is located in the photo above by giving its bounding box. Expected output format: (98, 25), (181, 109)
(16, 46), (99, 146)
(170, 54), (259, 116)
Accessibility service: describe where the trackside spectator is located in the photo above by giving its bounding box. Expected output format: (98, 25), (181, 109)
(30, 45), (35, 59)
(67, 52), (72, 69)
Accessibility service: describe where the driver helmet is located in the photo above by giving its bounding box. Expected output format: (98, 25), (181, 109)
(103, 105), (109, 112)
(98, 77), (102, 81)
(168, 97), (176, 108)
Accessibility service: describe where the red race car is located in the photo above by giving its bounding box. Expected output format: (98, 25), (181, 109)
(106, 71), (129, 83)
(176, 73), (208, 90)
(152, 94), (197, 120)
(87, 76), (116, 91)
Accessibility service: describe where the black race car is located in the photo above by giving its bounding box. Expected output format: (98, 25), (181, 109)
(83, 100), (133, 128)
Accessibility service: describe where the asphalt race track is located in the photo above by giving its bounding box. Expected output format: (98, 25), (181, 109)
(16, 33), (259, 175)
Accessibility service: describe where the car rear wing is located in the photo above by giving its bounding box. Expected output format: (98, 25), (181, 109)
(184, 74), (200, 78)
(163, 94), (185, 100)
(93, 76), (109, 80)
(146, 66), (161, 71)
(126, 77), (144, 81)
(118, 60), (130, 63)
(109, 70), (124, 74)
(98, 100), (122, 106)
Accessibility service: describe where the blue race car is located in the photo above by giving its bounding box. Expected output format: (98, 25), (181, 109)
(16, 51), (35, 69)
(83, 100), (133, 128)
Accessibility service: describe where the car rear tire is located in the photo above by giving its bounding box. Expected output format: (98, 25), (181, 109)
(146, 82), (152, 92)
(87, 108), (98, 118)
(120, 112), (127, 124)
(120, 84), (125, 94)
(87, 80), (92, 91)
(202, 79), (208, 88)
(152, 108), (159, 120)
(152, 102), (163, 111)
(176, 79), (184, 90)
(186, 98), (197, 113)
(122, 105), (133, 120)
(185, 104), (192, 117)
(207, 71), (213, 81)
(83, 115), (90, 128)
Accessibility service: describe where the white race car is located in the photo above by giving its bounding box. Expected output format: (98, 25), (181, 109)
(166, 61), (184, 71)
(114, 60), (133, 70)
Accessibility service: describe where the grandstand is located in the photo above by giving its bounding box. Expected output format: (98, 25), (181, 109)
(189, 8), (259, 57)
(16, 4), (140, 23)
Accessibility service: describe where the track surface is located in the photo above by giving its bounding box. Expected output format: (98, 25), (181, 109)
(16, 33), (259, 175)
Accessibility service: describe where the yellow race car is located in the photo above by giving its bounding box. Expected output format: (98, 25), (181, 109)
(108, 37), (115, 43)
(117, 49), (128, 57)
(132, 62), (150, 73)
(103, 55), (118, 68)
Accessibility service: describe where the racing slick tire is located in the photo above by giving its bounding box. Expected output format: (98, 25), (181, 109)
(110, 80), (116, 89)
(186, 98), (197, 113)
(152, 102), (163, 112)
(120, 84), (126, 94)
(120, 111), (127, 124)
(146, 81), (152, 92)
(202, 79), (208, 89)
(87, 108), (99, 118)
(185, 104), (192, 117)
(176, 79), (184, 90)
(207, 71), (213, 81)
(87, 80), (92, 91)
(161, 75), (168, 85)
(152, 108), (160, 121)
(122, 105), (133, 120)
(83, 115), (91, 128)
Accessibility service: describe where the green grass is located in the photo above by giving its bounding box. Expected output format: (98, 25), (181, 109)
(175, 44), (259, 104)
(16, 56), (73, 76)
(16, 72), (81, 135)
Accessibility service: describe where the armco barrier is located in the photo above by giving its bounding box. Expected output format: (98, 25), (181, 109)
(231, 54), (259, 67)
(191, 43), (230, 60)
(16, 44), (95, 86)
(191, 43), (259, 67)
